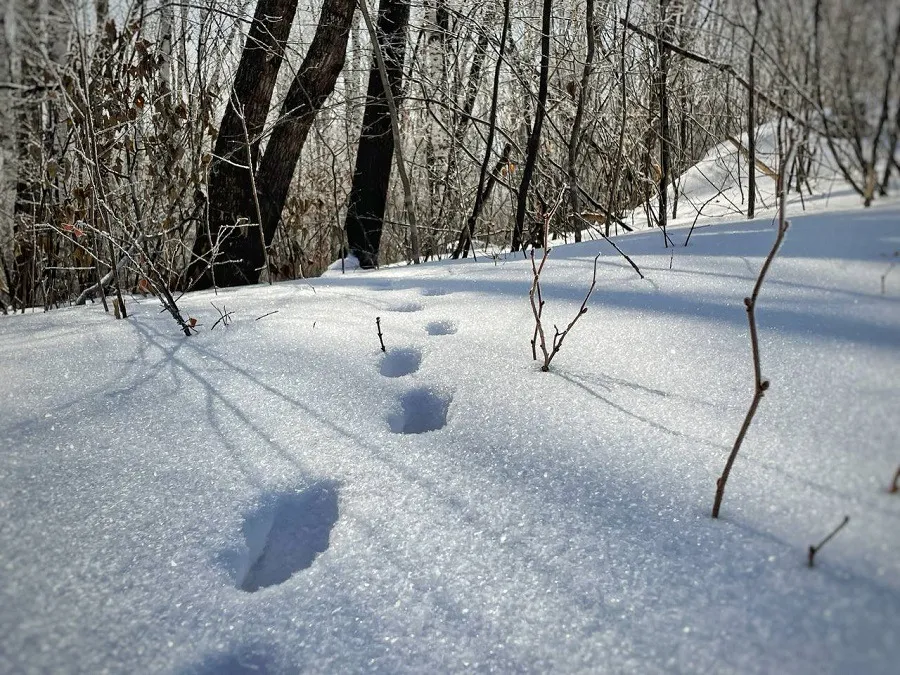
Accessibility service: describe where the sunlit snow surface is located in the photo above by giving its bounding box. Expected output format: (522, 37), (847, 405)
(1, 199), (899, 673)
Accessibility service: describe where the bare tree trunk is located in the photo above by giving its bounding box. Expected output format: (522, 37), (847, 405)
(344, 0), (412, 268)
(232, 0), (357, 283)
(870, 13), (900, 202)
(422, 0), (448, 258)
(606, 0), (632, 237)
(567, 0), (595, 244)
(187, 0), (301, 289)
(453, 0), (510, 259)
(511, 0), (553, 252)
(881, 100), (900, 193)
(158, 0), (174, 93)
(0, 0), (18, 305)
(747, 0), (762, 220)
(657, 0), (672, 242)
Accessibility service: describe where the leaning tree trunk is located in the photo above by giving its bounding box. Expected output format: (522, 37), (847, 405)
(567, 0), (595, 244)
(187, 0), (300, 290)
(344, 0), (411, 269)
(511, 0), (553, 253)
(215, 0), (357, 285)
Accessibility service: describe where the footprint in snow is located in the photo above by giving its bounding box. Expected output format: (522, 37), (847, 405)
(420, 287), (451, 297)
(388, 386), (452, 434)
(222, 481), (340, 592)
(182, 645), (275, 675)
(425, 320), (458, 336)
(387, 301), (424, 313)
(380, 347), (422, 378)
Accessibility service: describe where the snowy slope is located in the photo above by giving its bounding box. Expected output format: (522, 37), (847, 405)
(1, 196), (899, 673)
(617, 122), (892, 233)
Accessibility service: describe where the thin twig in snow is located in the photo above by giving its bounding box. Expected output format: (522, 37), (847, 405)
(712, 138), (793, 519)
(376, 316), (386, 352)
(808, 516), (849, 567)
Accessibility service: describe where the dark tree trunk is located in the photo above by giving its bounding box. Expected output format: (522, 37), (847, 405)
(747, 0), (761, 219)
(657, 0), (672, 243)
(344, 0), (411, 269)
(221, 0), (357, 284)
(567, 0), (595, 244)
(511, 0), (553, 252)
(187, 0), (300, 289)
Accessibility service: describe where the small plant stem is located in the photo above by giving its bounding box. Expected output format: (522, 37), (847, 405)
(210, 302), (233, 330)
(529, 248), (550, 364)
(106, 238), (127, 318)
(376, 316), (386, 352)
(93, 256), (110, 313)
(530, 188), (596, 372)
(712, 165), (790, 519)
(889, 465), (899, 493)
(808, 516), (849, 567)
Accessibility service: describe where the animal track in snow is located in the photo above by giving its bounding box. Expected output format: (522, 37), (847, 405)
(420, 287), (451, 297)
(387, 301), (424, 313)
(425, 320), (458, 336)
(380, 347), (422, 378)
(225, 482), (339, 592)
(388, 387), (452, 434)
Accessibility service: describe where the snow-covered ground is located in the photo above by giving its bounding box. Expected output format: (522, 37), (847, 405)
(2, 181), (899, 671)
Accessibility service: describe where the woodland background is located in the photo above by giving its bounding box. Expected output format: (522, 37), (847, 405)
(0, 0), (897, 312)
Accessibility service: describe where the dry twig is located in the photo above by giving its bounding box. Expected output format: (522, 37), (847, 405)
(530, 190), (600, 372)
(808, 516), (849, 567)
(376, 316), (386, 352)
(712, 140), (792, 519)
(210, 302), (234, 330)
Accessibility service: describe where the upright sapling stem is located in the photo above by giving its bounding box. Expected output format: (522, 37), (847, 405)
(808, 515), (849, 567)
(376, 317), (386, 352)
(528, 189), (599, 371)
(889, 465), (899, 493)
(712, 150), (791, 519)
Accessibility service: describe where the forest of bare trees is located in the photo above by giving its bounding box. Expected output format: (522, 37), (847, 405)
(0, 0), (897, 310)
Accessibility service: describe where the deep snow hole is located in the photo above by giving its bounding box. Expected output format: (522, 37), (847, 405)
(388, 387), (452, 434)
(380, 347), (423, 378)
(230, 482), (339, 593)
